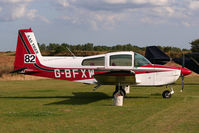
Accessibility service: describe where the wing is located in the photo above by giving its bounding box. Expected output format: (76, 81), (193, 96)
(94, 70), (135, 85)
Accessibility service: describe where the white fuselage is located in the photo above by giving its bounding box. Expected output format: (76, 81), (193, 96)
(37, 52), (181, 86)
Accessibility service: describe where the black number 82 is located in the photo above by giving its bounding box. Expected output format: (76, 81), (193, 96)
(24, 54), (36, 63)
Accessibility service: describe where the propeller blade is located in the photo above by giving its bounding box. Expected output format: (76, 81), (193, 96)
(182, 53), (185, 68)
(181, 75), (184, 92)
(181, 53), (185, 92)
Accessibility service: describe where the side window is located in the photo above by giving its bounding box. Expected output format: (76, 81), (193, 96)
(134, 53), (151, 67)
(110, 54), (132, 66)
(82, 57), (105, 66)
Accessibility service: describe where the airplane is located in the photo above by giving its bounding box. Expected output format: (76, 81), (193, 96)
(12, 28), (192, 99)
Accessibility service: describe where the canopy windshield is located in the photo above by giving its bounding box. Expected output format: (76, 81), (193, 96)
(134, 53), (151, 67)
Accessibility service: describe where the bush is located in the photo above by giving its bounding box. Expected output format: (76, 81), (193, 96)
(0, 65), (13, 77)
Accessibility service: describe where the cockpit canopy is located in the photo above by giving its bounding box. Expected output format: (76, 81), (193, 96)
(134, 53), (151, 67)
(81, 52), (151, 67)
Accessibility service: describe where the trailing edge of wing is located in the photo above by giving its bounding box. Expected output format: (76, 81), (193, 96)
(94, 70), (135, 85)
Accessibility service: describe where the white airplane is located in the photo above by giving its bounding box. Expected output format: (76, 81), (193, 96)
(12, 29), (192, 99)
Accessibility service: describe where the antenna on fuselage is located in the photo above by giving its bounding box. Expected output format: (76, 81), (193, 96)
(66, 46), (76, 58)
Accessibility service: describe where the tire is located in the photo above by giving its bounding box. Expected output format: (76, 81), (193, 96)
(113, 88), (126, 97)
(162, 90), (171, 98)
(120, 88), (126, 96)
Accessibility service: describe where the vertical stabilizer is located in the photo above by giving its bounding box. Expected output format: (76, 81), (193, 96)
(14, 28), (42, 70)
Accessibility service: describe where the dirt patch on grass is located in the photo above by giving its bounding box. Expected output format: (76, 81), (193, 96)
(0, 74), (47, 81)
(0, 56), (15, 77)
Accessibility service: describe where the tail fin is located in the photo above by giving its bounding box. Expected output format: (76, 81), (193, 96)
(14, 28), (42, 71)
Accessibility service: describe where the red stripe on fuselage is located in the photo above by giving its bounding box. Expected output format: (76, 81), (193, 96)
(26, 59), (173, 81)
(141, 64), (182, 70)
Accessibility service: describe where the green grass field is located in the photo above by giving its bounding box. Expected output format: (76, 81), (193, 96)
(0, 77), (199, 133)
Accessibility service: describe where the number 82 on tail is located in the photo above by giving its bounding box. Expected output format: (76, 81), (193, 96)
(24, 54), (36, 63)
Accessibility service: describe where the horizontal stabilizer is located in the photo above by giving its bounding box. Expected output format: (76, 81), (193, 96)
(10, 67), (27, 74)
(24, 69), (40, 74)
(11, 68), (40, 74)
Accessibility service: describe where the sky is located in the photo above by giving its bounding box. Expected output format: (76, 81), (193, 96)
(0, 0), (199, 51)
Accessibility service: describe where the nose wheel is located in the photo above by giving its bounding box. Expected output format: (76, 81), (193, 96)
(162, 90), (172, 98)
(162, 85), (174, 99)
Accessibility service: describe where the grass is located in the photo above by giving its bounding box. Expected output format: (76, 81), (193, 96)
(0, 77), (199, 133)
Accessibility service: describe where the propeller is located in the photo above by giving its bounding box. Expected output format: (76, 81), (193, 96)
(181, 53), (185, 92)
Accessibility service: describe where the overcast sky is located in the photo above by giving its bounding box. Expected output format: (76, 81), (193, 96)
(0, 0), (199, 51)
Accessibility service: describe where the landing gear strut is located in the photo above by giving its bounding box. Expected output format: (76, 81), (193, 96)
(113, 85), (126, 97)
(162, 85), (174, 99)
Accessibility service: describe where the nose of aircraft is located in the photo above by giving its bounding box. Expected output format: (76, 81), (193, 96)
(181, 68), (192, 76)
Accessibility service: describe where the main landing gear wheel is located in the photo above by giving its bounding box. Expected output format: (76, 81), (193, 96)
(162, 90), (172, 99)
(113, 86), (126, 97)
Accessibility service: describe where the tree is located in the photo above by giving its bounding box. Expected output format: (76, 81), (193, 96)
(39, 43), (47, 51)
(83, 43), (94, 51)
(190, 39), (199, 52)
(47, 43), (59, 51)
(163, 46), (171, 53)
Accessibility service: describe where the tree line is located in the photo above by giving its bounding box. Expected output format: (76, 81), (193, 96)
(37, 39), (199, 57)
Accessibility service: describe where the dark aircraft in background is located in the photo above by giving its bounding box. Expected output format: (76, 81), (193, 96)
(145, 46), (199, 75)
